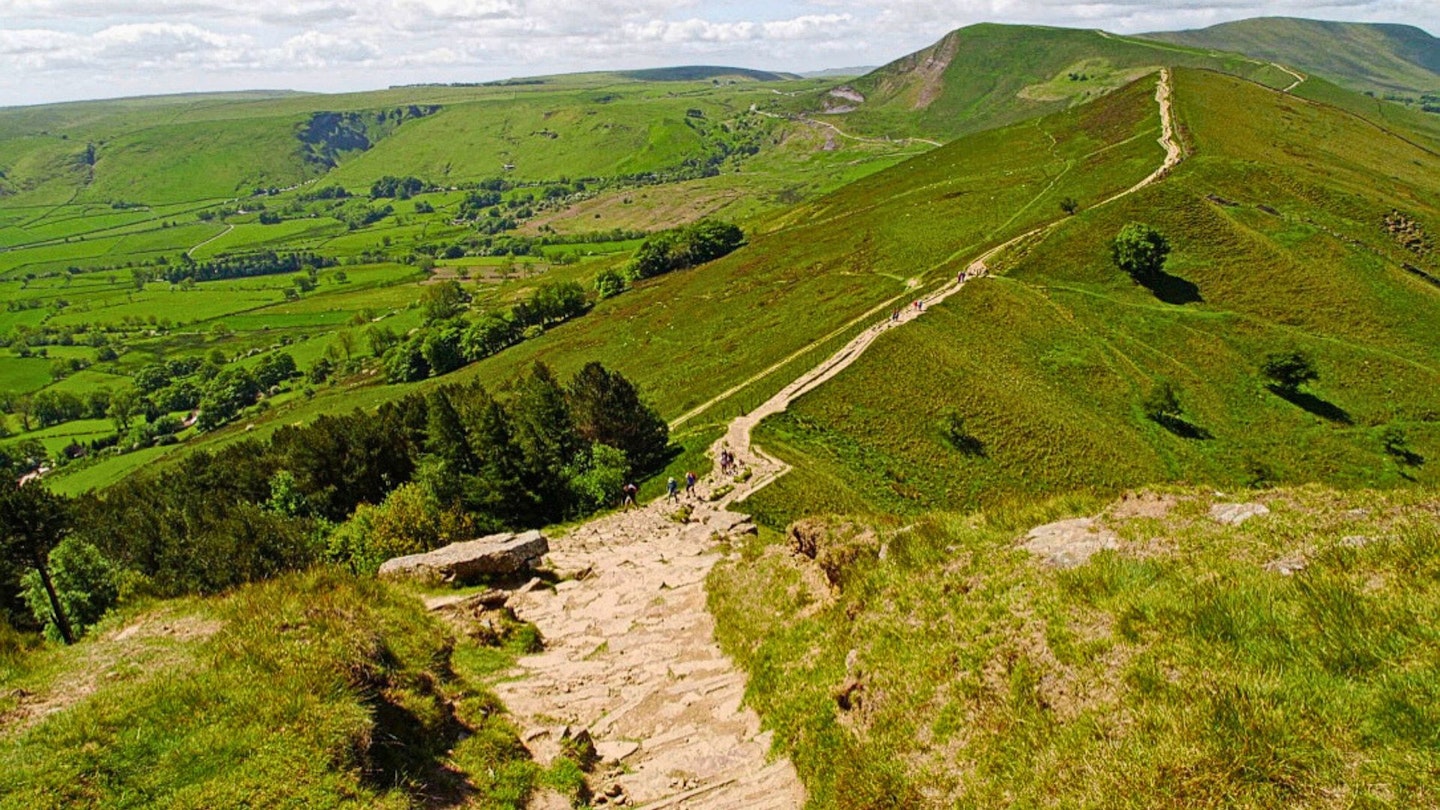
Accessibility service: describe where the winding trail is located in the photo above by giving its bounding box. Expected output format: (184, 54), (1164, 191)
(491, 70), (1184, 810)
(187, 223), (234, 258)
(750, 104), (943, 148)
(1272, 62), (1307, 93)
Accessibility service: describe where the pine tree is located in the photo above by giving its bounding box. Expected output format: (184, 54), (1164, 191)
(0, 485), (76, 644)
(567, 362), (670, 473)
(510, 363), (583, 519)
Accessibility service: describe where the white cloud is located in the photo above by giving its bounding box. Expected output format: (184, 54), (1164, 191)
(0, 0), (1436, 105)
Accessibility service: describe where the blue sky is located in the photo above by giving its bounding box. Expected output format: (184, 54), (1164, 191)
(1, 0), (1436, 106)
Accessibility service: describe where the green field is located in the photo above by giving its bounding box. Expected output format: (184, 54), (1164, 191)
(1143, 16), (1440, 96)
(2, 17), (1440, 810)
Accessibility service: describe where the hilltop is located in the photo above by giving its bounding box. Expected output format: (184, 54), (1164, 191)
(785, 23), (1290, 141)
(2, 17), (1440, 810)
(1142, 17), (1440, 97)
(743, 67), (1440, 527)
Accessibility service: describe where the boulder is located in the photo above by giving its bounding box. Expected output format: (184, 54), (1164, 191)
(1209, 502), (1269, 526)
(378, 530), (548, 584)
(1021, 517), (1119, 569)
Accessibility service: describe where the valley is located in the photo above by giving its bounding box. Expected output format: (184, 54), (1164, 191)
(2, 15), (1439, 810)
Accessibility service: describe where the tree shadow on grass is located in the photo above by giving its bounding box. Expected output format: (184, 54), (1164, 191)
(1389, 449), (1426, 468)
(1140, 271), (1204, 305)
(1267, 385), (1353, 424)
(1151, 414), (1213, 440)
(942, 432), (988, 458)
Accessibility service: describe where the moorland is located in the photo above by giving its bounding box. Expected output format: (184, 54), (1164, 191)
(1, 16), (1439, 810)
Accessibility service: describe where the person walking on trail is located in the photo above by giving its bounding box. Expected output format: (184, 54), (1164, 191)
(685, 470), (697, 497)
(666, 476), (679, 503)
(622, 482), (638, 510)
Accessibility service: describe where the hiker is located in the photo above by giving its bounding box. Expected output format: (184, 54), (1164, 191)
(685, 470), (697, 497)
(666, 476), (679, 503)
(622, 482), (638, 510)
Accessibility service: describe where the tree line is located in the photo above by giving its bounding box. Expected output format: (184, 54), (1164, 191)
(0, 361), (669, 643)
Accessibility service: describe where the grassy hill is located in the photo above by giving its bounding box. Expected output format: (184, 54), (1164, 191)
(9, 67), (1168, 494)
(0, 71), (835, 208)
(710, 484), (1440, 806)
(0, 570), (544, 808)
(784, 23), (1289, 141)
(741, 68), (1440, 530)
(1142, 17), (1440, 97)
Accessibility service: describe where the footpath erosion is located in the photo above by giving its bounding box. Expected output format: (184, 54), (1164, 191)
(486, 70), (1184, 809)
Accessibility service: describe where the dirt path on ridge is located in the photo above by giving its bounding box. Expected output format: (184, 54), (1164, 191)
(491, 70), (1183, 810)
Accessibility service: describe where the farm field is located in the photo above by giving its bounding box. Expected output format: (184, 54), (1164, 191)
(6, 67), (1168, 491)
(2, 15), (1440, 810)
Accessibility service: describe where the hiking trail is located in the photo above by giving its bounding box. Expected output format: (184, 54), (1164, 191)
(488, 70), (1183, 810)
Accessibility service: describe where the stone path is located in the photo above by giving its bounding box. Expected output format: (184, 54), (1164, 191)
(495, 476), (802, 809)
(490, 69), (1187, 809)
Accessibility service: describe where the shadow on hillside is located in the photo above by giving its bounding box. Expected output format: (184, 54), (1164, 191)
(1268, 385), (1354, 424)
(1140, 271), (1203, 305)
(361, 648), (474, 804)
(1390, 448), (1426, 468)
(947, 433), (988, 457)
(1151, 414), (1213, 440)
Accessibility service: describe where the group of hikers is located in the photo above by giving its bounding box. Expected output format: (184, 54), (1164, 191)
(621, 446), (740, 510)
(887, 271), (978, 322)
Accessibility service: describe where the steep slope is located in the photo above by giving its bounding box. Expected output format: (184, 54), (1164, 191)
(1143, 17), (1440, 96)
(743, 68), (1440, 528)
(711, 485), (1440, 806)
(379, 77), (1171, 425)
(790, 23), (1286, 141)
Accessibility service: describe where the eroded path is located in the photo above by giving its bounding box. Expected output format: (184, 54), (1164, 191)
(493, 70), (1184, 810)
(496, 481), (803, 808)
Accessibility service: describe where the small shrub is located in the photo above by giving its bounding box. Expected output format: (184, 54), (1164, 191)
(1111, 222), (1170, 284)
(1261, 350), (1318, 394)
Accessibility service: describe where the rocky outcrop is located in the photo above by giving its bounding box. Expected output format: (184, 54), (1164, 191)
(1209, 502), (1270, 526)
(1021, 518), (1119, 569)
(378, 530), (548, 584)
(787, 519), (880, 591)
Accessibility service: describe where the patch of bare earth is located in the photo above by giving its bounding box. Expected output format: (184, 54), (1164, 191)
(909, 34), (960, 110)
(1, 609), (221, 736)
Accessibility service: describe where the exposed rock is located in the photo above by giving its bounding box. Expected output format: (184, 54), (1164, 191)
(1209, 502), (1270, 526)
(423, 589), (509, 612)
(378, 530), (548, 584)
(1021, 517), (1119, 569)
(1264, 555), (1307, 576)
(786, 519), (880, 590)
(595, 740), (640, 763)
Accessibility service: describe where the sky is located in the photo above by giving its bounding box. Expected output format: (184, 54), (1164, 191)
(1, 0), (1436, 107)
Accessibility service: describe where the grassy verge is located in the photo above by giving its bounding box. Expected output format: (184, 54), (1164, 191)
(0, 569), (539, 809)
(710, 484), (1440, 807)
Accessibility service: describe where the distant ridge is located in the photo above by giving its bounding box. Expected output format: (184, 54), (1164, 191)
(617, 66), (799, 82)
(800, 66), (877, 79)
(801, 23), (1280, 141)
(1142, 17), (1440, 95)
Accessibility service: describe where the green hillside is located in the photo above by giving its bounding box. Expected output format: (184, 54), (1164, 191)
(0, 72), (833, 208)
(1143, 17), (1440, 96)
(711, 484), (1440, 806)
(742, 68), (1440, 529)
(0, 570), (545, 808)
(787, 23), (1288, 141)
